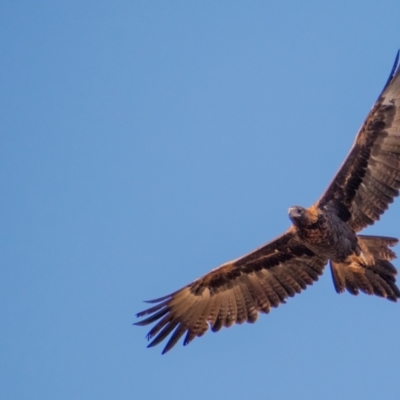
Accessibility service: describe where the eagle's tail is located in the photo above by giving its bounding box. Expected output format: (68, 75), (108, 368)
(330, 235), (400, 301)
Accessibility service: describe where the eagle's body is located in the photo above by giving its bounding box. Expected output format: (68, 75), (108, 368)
(289, 205), (359, 262)
(136, 53), (400, 354)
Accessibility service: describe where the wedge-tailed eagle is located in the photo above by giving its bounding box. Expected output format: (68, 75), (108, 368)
(136, 52), (400, 354)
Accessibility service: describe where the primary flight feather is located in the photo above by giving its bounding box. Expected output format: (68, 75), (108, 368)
(136, 52), (400, 354)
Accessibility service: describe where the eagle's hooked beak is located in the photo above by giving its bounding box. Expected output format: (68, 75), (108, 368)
(288, 206), (303, 220)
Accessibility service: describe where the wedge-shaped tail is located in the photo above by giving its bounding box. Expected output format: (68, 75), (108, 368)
(330, 235), (400, 301)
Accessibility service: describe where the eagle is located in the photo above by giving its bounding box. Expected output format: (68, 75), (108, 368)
(135, 52), (400, 354)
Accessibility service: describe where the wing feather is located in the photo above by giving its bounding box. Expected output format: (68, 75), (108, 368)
(247, 274), (271, 314)
(135, 229), (327, 353)
(271, 268), (300, 297)
(254, 270), (275, 310)
(162, 323), (187, 354)
(261, 270), (290, 302)
(232, 285), (248, 323)
(237, 275), (258, 323)
(286, 265), (310, 289)
(212, 294), (229, 332)
(147, 320), (179, 348)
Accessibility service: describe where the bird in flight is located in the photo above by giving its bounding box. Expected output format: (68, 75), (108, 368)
(136, 52), (400, 354)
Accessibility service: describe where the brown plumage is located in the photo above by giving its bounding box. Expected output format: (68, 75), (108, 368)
(135, 52), (400, 354)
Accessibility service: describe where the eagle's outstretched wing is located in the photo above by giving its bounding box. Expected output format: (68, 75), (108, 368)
(135, 229), (327, 353)
(318, 52), (400, 231)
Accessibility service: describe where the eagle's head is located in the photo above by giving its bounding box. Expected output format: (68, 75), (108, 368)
(288, 205), (319, 228)
(288, 206), (306, 224)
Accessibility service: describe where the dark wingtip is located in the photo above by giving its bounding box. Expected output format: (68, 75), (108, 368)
(142, 289), (180, 304)
(389, 49), (399, 79)
(133, 319), (149, 327)
(148, 339), (170, 355)
(382, 50), (400, 92)
(143, 295), (170, 304)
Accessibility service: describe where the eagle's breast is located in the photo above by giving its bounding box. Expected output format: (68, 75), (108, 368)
(293, 207), (359, 262)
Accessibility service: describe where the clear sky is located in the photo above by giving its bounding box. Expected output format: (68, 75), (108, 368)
(2, 1), (400, 399)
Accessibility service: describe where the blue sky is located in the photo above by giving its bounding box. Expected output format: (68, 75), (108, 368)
(2, 1), (400, 399)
